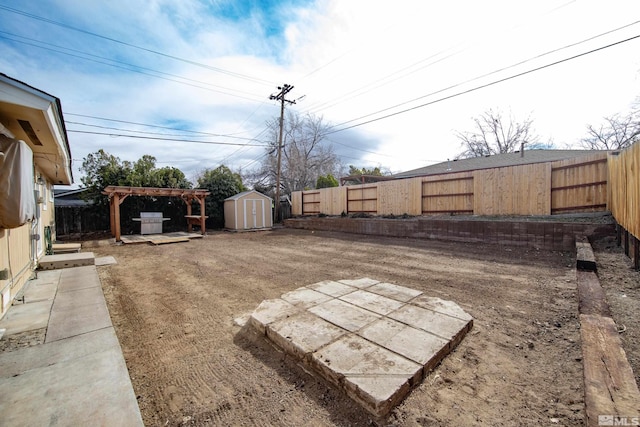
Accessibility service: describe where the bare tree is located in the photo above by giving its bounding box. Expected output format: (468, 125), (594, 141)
(581, 107), (640, 150)
(251, 112), (340, 195)
(455, 109), (539, 159)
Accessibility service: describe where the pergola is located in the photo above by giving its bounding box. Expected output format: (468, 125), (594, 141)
(102, 186), (211, 242)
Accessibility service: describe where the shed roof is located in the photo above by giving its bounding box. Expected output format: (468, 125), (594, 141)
(225, 190), (272, 201)
(393, 149), (608, 179)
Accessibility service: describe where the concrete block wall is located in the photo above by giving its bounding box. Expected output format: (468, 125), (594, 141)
(284, 217), (615, 251)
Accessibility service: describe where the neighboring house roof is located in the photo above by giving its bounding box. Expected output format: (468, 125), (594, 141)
(225, 190), (272, 201)
(54, 187), (92, 208)
(0, 73), (73, 185)
(393, 149), (607, 179)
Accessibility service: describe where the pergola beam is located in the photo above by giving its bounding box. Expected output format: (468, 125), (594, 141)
(102, 186), (211, 242)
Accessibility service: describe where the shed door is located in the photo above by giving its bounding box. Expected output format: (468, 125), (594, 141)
(243, 199), (264, 229)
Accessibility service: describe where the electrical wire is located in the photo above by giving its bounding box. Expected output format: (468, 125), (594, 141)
(0, 34), (266, 103)
(66, 130), (269, 146)
(0, 5), (274, 86)
(327, 33), (640, 135)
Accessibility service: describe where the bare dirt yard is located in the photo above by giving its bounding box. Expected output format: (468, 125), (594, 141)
(88, 228), (638, 426)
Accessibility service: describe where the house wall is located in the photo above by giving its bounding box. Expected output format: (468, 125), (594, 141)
(0, 168), (55, 319)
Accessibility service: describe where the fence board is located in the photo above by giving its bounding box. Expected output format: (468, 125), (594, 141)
(291, 191), (302, 215)
(319, 186), (347, 215)
(347, 185), (377, 213)
(551, 153), (608, 214)
(302, 191), (321, 214)
(422, 172), (474, 214)
(609, 142), (639, 238)
(378, 178), (422, 215)
(475, 163), (551, 215)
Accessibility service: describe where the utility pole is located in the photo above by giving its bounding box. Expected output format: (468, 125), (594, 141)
(269, 84), (295, 223)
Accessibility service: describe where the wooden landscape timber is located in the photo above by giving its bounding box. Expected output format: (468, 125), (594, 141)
(574, 238), (640, 426)
(576, 236), (598, 272)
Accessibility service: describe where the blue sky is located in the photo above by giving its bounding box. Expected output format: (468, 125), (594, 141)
(1, 0), (639, 186)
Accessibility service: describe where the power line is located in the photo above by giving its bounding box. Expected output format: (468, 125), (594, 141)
(65, 120), (269, 143)
(299, 0), (580, 116)
(0, 34), (266, 103)
(0, 5), (274, 86)
(326, 32), (640, 135)
(67, 130), (269, 146)
(0, 31), (267, 102)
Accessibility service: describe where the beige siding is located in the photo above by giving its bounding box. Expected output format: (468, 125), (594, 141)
(0, 224), (33, 318)
(224, 200), (237, 229)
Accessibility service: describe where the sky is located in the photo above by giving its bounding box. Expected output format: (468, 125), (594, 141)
(1, 0), (639, 187)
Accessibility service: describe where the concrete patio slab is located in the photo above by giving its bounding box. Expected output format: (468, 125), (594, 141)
(309, 299), (381, 332)
(0, 265), (143, 426)
(339, 290), (404, 315)
(281, 288), (333, 308)
(338, 278), (380, 289)
(248, 298), (300, 335)
(307, 280), (356, 297)
(38, 252), (95, 270)
(0, 328), (142, 427)
(0, 300), (52, 335)
(248, 278), (473, 417)
(95, 256), (117, 266)
(368, 282), (423, 302)
(46, 301), (112, 343)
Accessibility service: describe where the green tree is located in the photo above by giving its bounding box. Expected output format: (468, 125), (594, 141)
(348, 165), (384, 177)
(316, 174), (339, 189)
(80, 150), (191, 233)
(197, 165), (246, 228)
(80, 149), (131, 208)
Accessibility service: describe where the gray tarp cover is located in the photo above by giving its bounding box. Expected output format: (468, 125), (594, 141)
(0, 136), (36, 228)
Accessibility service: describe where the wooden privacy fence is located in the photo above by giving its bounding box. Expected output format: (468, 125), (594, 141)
(292, 152), (609, 217)
(608, 142), (639, 267)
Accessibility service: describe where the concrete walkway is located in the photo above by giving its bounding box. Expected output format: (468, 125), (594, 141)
(0, 264), (144, 426)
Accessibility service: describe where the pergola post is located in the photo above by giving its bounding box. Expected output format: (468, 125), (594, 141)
(198, 196), (206, 235)
(109, 196), (116, 237)
(113, 192), (121, 242)
(185, 197), (193, 233)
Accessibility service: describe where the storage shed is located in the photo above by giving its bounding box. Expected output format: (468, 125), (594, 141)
(224, 190), (273, 230)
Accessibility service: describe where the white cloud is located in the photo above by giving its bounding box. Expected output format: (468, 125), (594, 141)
(1, 0), (639, 183)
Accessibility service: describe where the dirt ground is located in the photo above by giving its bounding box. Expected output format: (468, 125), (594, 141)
(87, 228), (638, 426)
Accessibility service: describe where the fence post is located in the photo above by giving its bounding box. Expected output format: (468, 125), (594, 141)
(624, 229), (629, 257)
